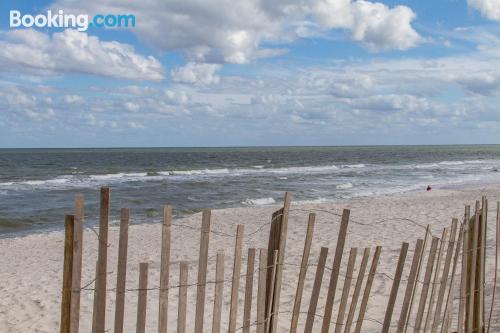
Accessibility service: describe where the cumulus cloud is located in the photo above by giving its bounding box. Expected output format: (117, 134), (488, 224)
(312, 0), (422, 50)
(467, 0), (500, 21)
(53, 0), (423, 64)
(0, 29), (164, 81)
(171, 63), (222, 85)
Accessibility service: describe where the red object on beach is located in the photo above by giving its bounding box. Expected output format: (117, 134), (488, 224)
(426, 185), (432, 191)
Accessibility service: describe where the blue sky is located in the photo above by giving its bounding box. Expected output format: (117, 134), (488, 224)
(1, 0), (500, 147)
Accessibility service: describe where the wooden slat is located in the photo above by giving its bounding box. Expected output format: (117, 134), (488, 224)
(478, 197), (487, 329)
(425, 228), (448, 332)
(414, 236), (439, 332)
(270, 192), (292, 333)
(257, 249), (268, 333)
(334, 248), (357, 333)
(432, 219), (458, 333)
(70, 196), (84, 333)
(136, 263), (148, 333)
(486, 202), (499, 333)
(91, 260), (99, 332)
(212, 252), (225, 333)
(344, 247), (370, 333)
(458, 206), (470, 333)
(178, 262), (188, 333)
(113, 208), (130, 333)
(92, 187), (110, 333)
(397, 239), (424, 333)
(266, 208), (280, 306)
(466, 207), (475, 332)
(266, 250), (279, 333)
(305, 247), (329, 333)
(290, 213), (315, 333)
(321, 209), (350, 333)
(382, 242), (409, 333)
(404, 225), (430, 333)
(229, 225), (245, 333)
(243, 248), (256, 333)
(158, 205), (172, 333)
(194, 210), (211, 333)
(441, 222), (464, 333)
(354, 246), (381, 333)
(469, 204), (480, 333)
(61, 215), (75, 333)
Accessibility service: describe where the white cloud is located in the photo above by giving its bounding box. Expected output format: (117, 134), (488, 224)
(312, 0), (422, 51)
(64, 95), (84, 104)
(171, 62), (221, 85)
(468, 0), (500, 21)
(129, 121), (145, 129)
(53, 0), (423, 65)
(0, 29), (164, 81)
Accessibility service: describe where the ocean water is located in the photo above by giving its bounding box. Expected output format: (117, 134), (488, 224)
(1, 145), (500, 233)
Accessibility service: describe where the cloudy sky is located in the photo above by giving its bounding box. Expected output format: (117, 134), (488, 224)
(1, 0), (500, 147)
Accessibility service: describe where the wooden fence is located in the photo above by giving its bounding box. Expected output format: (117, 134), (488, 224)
(59, 187), (498, 333)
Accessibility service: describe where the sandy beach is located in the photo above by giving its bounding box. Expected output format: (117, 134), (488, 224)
(0, 184), (498, 332)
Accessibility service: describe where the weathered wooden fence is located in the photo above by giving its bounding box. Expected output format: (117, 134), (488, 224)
(59, 187), (498, 333)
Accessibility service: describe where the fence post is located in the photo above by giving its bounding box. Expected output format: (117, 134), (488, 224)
(304, 247), (329, 333)
(397, 239), (424, 333)
(92, 187), (110, 333)
(158, 205), (172, 333)
(243, 248), (256, 333)
(212, 252), (225, 333)
(178, 262), (188, 333)
(382, 242), (409, 333)
(114, 208), (130, 333)
(334, 248), (357, 333)
(290, 213), (315, 333)
(414, 236), (439, 332)
(257, 249), (268, 333)
(194, 210), (211, 333)
(70, 196), (84, 333)
(229, 225), (245, 333)
(268, 192), (292, 333)
(425, 228), (448, 331)
(322, 209), (350, 333)
(136, 263), (149, 333)
(61, 215), (75, 333)
(354, 246), (382, 333)
(345, 247), (370, 333)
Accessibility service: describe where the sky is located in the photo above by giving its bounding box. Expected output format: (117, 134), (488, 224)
(1, 0), (500, 148)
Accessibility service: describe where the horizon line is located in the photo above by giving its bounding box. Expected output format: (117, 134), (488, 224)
(1, 143), (500, 149)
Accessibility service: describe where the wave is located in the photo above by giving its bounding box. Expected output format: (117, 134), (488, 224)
(2, 158), (500, 191)
(341, 164), (365, 168)
(336, 182), (353, 189)
(242, 197), (276, 206)
(90, 172), (148, 180)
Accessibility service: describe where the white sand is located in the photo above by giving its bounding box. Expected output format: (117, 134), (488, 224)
(0, 185), (499, 332)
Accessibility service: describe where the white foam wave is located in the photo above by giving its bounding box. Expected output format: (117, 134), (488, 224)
(242, 197), (276, 206)
(89, 172), (148, 180)
(341, 164), (365, 168)
(336, 182), (353, 189)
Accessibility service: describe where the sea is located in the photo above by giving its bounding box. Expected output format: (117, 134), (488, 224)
(1, 145), (500, 233)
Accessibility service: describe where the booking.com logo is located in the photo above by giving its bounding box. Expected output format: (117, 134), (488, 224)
(9, 10), (136, 32)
